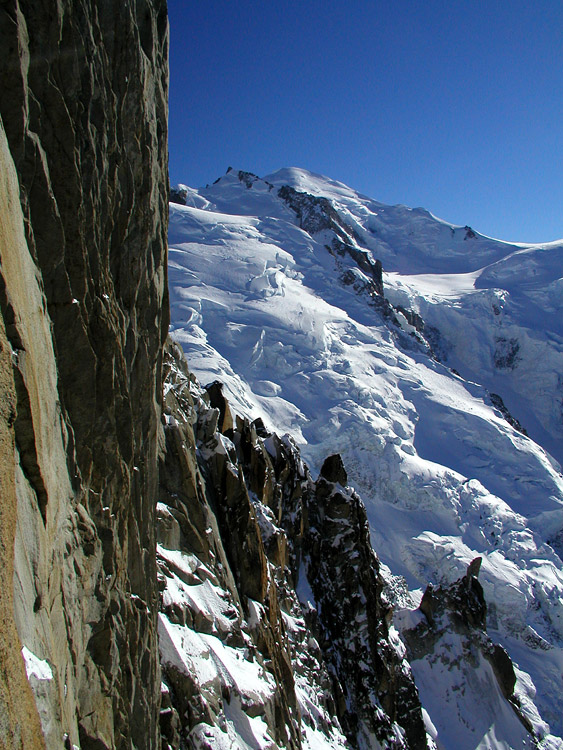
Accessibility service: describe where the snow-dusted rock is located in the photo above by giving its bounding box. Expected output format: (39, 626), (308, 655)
(399, 561), (539, 750)
(157, 340), (430, 749)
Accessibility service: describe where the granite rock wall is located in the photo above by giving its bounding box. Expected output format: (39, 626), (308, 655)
(0, 1), (168, 747)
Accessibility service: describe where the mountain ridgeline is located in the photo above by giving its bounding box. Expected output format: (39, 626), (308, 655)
(167, 169), (563, 750)
(1, 5), (563, 750)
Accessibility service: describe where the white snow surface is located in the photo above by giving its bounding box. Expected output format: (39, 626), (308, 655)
(21, 646), (53, 682)
(169, 167), (563, 748)
(21, 646), (56, 742)
(407, 628), (536, 750)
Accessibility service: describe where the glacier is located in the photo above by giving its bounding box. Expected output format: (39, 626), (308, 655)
(168, 167), (563, 750)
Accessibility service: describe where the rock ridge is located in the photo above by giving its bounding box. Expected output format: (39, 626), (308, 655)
(157, 339), (430, 750)
(399, 560), (538, 747)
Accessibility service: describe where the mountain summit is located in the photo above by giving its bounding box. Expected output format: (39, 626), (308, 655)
(168, 167), (563, 749)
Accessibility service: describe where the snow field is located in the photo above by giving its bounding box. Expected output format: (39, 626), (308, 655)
(169, 167), (563, 747)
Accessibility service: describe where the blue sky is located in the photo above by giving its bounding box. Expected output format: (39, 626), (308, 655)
(168, 1), (563, 243)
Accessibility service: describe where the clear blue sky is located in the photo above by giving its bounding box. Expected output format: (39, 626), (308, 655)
(168, 0), (563, 243)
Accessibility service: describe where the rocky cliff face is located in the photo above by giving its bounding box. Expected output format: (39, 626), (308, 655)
(0, 128), (45, 749)
(157, 340), (429, 750)
(0, 1), (168, 747)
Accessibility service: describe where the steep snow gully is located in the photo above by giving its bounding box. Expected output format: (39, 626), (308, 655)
(168, 167), (563, 750)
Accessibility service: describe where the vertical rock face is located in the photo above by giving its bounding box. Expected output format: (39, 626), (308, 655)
(0, 136), (45, 749)
(0, 1), (168, 747)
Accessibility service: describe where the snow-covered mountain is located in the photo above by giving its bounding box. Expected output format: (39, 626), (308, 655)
(168, 167), (563, 750)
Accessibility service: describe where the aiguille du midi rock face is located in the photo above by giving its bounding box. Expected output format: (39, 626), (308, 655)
(0, 1), (168, 747)
(0, 3), (541, 750)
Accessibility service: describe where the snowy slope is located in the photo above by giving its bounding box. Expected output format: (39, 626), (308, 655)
(168, 168), (563, 749)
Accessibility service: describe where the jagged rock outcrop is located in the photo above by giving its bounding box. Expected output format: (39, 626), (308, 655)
(494, 336), (520, 370)
(278, 185), (360, 245)
(157, 340), (429, 750)
(304, 465), (427, 749)
(170, 186), (189, 206)
(0, 1), (168, 747)
(237, 170), (264, 189)
(158, 343), (302, 750)
(278, 184), (385, 301)
(489, 393), (528, 435)
(399, 560), (537, 748)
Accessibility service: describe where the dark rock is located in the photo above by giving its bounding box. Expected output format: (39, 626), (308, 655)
(331, 238), (384, 297)
(251, 417), (270, 438)
(205, 381), (234, 437)
(278, 185), (359, 243)
(237, 170), (260, 188)
(485, 643), (516, 699)
(467, 555), (482, 579)
(490, 393), (528, 435)
(170, 186), (188, 205)
(419, 583), (438, 626)
(159, 684), (181, 750)
(319, 454), (348, 486)
(395, 306), (426, 335)
(308, 470), (428, 749)
(494, 337), (520, 369)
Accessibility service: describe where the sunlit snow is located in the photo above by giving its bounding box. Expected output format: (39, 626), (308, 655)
(168, 167), (563, 749)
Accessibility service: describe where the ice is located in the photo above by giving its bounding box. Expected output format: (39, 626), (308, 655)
(21, 646), (55, 741)
(168, 167), (563, 746)
(409, 634), (542, 750)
